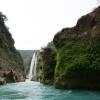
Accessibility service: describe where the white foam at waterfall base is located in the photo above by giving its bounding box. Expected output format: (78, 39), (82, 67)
(26, 51), (38, 82)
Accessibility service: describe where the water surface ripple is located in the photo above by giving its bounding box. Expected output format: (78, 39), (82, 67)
(0, 81), (100, 100)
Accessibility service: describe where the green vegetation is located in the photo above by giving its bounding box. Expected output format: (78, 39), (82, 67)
(55, 41), (100, 79)
(53, 6), (100, 88)
(0, 12), (25, 84)
(42, 47), (56, 80)
(37, 6), (100, 89)
(37, 42), (56, 84)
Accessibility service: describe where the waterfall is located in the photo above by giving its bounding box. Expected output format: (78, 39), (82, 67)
(26, 51), (38, 81)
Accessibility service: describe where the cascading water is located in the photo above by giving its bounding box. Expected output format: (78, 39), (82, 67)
(26, 51), (38, 81)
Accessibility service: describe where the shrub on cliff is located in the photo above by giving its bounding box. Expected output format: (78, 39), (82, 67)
(42, 47), (56, 80)
(53, 6), (100, 89)
(36, 42), (57, 84)
(0, 12), (25, 83)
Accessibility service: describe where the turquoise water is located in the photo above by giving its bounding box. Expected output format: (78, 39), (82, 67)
(0, 81), (100, 100)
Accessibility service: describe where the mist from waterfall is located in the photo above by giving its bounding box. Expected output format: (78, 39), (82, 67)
(26, 51), (38, 81)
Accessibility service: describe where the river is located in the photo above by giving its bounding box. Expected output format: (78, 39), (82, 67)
(0, 81), (100, 100)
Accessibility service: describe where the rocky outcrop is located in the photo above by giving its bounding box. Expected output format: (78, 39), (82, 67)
(37, 6), (100, 89)
(36, 42), (56, 85)
(53, 6), (100, 89)
(0, 77), (6, 85)
(0, 12), (25, 84)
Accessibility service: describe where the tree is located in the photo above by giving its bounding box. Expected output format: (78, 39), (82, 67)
(0, 12), (7, 24)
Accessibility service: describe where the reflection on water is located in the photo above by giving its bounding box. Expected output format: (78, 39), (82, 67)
(0, 81), (100, 100)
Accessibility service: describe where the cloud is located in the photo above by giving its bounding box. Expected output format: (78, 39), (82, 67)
(97, 0), (100, 4)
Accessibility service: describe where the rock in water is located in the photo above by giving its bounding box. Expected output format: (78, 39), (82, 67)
(0, 77), (6, 85)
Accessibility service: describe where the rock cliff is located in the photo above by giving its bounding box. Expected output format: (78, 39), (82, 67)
(37, 6), (100, 89)
(0, 12), (25, 84)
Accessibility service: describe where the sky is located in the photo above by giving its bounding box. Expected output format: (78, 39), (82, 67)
(0, 0), (99, 50)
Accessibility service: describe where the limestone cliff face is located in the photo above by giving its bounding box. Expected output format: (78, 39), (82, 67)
(0, 12), (25, 84)
(53, 6), (100, 89)
(37, 6), (100, 89)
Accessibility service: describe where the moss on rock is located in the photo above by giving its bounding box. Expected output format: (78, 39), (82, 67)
(53, 6), (100, 89)
(0, 12), (25, 84)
